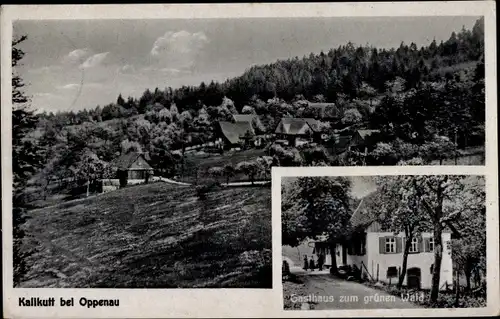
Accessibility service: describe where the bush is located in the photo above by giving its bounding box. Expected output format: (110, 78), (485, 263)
(195, 181), (222, 200)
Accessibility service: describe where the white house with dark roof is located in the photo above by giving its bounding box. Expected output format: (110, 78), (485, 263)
(311, 193), (453, 290)
(274, 118), (321, 147)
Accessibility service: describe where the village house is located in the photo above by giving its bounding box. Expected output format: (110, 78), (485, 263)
(217, 121), (256, 150)
(232, 114), (264, 147)
(312, 195), (453, 290)
(274, 118), (322, 147)
(349, 129), (381, 153)
(110, 151), (154, 187)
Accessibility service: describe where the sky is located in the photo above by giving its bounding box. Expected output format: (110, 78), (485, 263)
(13, 16), (480, 113)
(281, 176), (376, 199)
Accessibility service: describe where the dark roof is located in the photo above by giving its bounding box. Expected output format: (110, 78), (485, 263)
(275, 118), (319, 135)
(307, 102), (340, 118)
(357, 129), (381, 140)
(112, 152), (152, 170)
(219, 121), (255, 144)
(350, 195), (377, 228)
(233, 114), (257, 123)
(332, 135), (352, 154)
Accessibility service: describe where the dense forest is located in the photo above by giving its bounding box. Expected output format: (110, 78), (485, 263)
(15, 18), (485, 203)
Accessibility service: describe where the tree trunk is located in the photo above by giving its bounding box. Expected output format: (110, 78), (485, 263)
(398, 235), (412, 289)
(86, 179), (90, 197)
(465, 269), (472, 292)
(430, 179), (446, 303)
(455, 269), (460, 306)
(329, 243), (339, 276)
(430, 223), (443, 302)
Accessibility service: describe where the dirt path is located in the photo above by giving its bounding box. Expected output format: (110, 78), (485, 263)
(285, 258), (420, 310)
(300, 274), (421, 309)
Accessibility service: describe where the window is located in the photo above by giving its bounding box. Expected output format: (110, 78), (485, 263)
(385, 237), (396, 253)
(387, 266), (398, 278)
(409, 237), (419, 253)
(429, 237), (435, 252)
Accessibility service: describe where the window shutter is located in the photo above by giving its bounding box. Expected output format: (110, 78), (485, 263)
(418, 236), (424, 253)
(379, 237), (385, 254)
(424, 238), (430, 252)
(396, 237), (402, 253)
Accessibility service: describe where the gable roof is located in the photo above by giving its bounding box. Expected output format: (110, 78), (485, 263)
(112, 152), (152, 170)
(357, 129), (381, 140)
(307, 102), (340, 118)
(350, 195), (377, 228)
(350, 190), (453, 234)
(219, 121), (255, 144)
(233, 114), (257, 123)
(275, 118), (319, 135)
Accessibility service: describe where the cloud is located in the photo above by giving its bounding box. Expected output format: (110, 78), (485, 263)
(150, 30), (209, 70)
(79, 52), (110, 69)
(159, 68), (192, 75)
(34, 92), (61, 98)
(57, 83), (80, 90)
(57, 82), (104, 90)
(28, 65), (63, 74)
(63, 48), (90, 64)
(117, 64), (136, 74)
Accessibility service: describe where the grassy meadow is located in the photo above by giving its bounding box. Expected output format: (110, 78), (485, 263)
(19, 182), (272, 288)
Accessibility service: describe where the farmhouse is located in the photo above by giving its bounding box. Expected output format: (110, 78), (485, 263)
(111, 151), (154, 187)
(312, 195), (453, 290)
(274, 118), (321, 147)
(217, 121), (255, 150)
(232, 114), (264, 146)
(232, 114), (263, 126)
(349, 129), (381, 152)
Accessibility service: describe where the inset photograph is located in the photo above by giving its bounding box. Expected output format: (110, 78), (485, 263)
(281, 174), (486, 309)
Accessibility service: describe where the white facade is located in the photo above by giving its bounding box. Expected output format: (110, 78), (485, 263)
(364, 231), (453, 290)
(314, 230), (453, 290)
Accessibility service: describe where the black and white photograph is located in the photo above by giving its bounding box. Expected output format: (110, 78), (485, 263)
(1, 2), (498, 318)
(9, 14), (486, 290)
(281, 174), (486, 309)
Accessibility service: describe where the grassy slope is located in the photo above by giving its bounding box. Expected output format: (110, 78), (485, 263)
(20, 182), (272, 288)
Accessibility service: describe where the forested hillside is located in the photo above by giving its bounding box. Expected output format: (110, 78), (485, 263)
(18, 17), (485, 202)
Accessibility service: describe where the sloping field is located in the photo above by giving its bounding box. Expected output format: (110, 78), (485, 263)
(19, 182), (272, 288)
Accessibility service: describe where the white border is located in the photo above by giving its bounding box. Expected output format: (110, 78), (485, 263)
(1, 2), (498, 318)
(272, 166), (499, 317)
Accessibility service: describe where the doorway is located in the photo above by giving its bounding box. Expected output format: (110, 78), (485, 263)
(407, 267), (422, 289)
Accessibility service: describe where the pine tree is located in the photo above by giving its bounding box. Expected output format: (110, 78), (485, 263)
(12, 35), (42, 286)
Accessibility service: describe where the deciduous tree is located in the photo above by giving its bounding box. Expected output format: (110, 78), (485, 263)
(281, 176), (352, 275)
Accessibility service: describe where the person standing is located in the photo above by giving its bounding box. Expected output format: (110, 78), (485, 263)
(303, 255), (309, 271)
(309, 256), (316, 271)
(318, 253), (324, 271)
